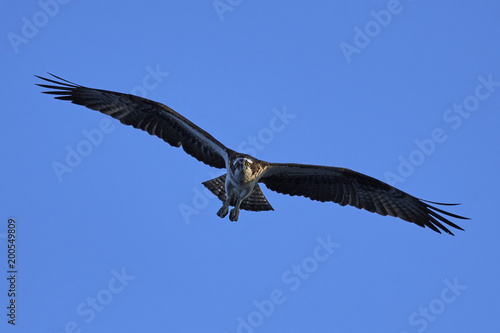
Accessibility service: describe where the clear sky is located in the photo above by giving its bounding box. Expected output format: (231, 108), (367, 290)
(2, 1), (500, 332)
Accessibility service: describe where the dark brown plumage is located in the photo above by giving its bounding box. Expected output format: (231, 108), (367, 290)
(259, 163), (467, 234)
(37, 74), (469, 235)
(36, 74), (229, 169)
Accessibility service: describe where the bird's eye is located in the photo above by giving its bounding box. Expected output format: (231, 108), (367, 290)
(245, 161), (250, 167)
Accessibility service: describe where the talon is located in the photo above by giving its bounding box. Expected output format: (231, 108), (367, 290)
(217, 206), (229, 218)
(229, 208), (239, 222)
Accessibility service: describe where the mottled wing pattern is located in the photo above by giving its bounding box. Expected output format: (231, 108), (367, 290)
(36, 74), (229, 169)
(260, 163), (468, 235)
(202, 174), (274, 211)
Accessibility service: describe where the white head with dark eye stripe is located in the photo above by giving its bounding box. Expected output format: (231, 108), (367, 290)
(231, 157), (256, 181)
(234, 157), (252, 171)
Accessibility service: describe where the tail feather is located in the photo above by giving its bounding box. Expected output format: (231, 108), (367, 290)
(202, 174), (274, 212)
(202, 174), (227, 203)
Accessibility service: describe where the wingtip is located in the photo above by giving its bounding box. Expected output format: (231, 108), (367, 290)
(35, 73), (81, 90)
(34, 72), (55, 80)
(420, 199), (463, 206)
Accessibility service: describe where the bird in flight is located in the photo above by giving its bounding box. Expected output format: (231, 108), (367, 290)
(36, 74), (469, 235)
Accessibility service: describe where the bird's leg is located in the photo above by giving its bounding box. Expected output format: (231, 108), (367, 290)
(217, 200), (229, 218)
(229, 200), (242, 222)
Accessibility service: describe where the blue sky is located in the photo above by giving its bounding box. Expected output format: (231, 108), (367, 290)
(2, 0), (500, 332)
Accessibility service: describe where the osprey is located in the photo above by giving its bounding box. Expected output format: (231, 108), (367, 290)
(36, 74), (469, 235)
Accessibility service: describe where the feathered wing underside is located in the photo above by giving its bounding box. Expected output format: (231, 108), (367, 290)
(36, 74), (229, 169)
(260, 163), (468, 235)
(202, 174), (274, 212)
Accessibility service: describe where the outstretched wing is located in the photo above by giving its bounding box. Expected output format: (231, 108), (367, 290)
(36, 74), (229, 169)
(260, 163), (469, 235)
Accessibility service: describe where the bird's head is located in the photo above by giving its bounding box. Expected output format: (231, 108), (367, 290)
(234, 157), (253, 171)
(231, 156), (257, 181)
